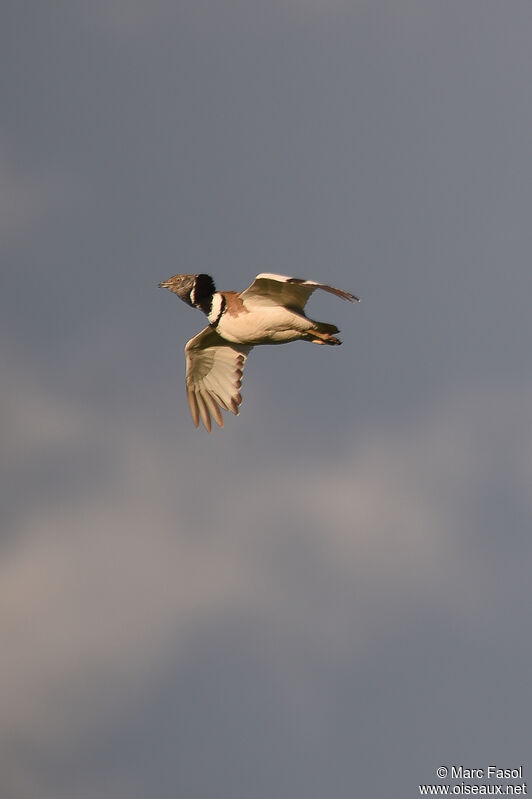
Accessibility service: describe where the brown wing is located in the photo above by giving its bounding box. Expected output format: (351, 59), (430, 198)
(239, 273), (359, 310)
(185, 327), (251, 431)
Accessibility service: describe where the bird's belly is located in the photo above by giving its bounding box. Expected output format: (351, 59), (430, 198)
(216, 307), (310, 345)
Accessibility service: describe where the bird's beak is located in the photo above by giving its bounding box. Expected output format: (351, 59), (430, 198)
(158, 281), (170, 289)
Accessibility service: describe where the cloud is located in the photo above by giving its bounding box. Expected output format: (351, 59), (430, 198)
(2, 361), (532, 796)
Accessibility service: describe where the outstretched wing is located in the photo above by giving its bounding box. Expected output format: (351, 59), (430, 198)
(239, 273), (359, 310)
(185, 327), (251, 431)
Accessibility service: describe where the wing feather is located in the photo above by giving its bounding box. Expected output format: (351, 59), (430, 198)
(203, 375), (232, 412)
(187, 387), (200, 428)
(185, 327), (251, 431)
(195, 391), (212, 432)
(239, 273), (359, 310)
(201, 388), (224, 428)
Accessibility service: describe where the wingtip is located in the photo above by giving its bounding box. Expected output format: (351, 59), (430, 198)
(344, 290), (360, 302)
(187, 388), (201, 428)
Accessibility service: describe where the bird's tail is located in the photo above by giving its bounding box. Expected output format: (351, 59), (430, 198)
(306, 319), (341, 345)
(312, 320), (339, 335)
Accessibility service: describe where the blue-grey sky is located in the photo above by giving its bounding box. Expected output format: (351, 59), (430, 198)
(2, 2), (532, 797)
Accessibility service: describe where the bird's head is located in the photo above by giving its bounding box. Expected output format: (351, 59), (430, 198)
(158, 273), (216, 308)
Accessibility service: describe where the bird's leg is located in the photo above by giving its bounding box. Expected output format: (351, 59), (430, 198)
(304, 330), (342, 346)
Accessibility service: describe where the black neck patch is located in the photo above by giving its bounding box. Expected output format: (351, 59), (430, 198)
(193, 274), (216, 314)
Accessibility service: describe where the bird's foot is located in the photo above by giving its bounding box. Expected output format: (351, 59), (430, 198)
(308, 331), (342, 346)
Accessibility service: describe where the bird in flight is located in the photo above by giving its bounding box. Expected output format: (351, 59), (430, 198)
(159, 272), (359, 431)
